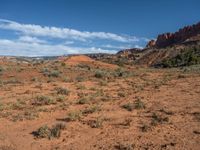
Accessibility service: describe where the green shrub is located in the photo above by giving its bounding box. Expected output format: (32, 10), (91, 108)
(99, 80), (108, 86)
(23, 110), (39, 120)
(87, 117), (104, 128)
(114, 68), (135, 78)
(55, 87), (70, 95)
(31, 77), (38, 82)
(115, 58), (128, 67)
(77, 64), (91, 70)
(56, 96), (65, 102)
(11, 100), (26, 110)
(82, 105), (101, 115)
(41, 68), (49, 76)
(4, 79), (21, 84)
(159, 46), (200, 68)
(114, 143), (135, 150)
(122, 103), (134, 111)
(49, 70), (60, 77)
(77, 98), (89, 105)
(62, 77), (71, 82)
(0, 66), (4, 73)
(134, 98), (145, 109)
(50, 123), (66, 138)
(140, 124), (149, 132)
(34, 125), (50, 138)
(0, 80), (4, 87)
(151, 113), (169, 126)
(76, 84), (86, 90)
(66, 111), (82, 121)
(94, 70), (105, 78)
(33, 96), (55, 105)
(118, 92), (126, 97)
(61, 62), (66, 67)
(41, 68), (60, 77)
(0, 103), (5, 111)
(122, 98), (145, 111)
(76, 76), (84, 82)
(33, 123), (66, 139)
(114, 68), (126, 77)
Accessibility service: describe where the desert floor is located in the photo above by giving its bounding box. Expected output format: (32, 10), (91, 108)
(0, 56), (199, 150)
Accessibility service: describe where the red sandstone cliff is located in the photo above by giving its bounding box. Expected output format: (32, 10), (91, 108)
(146, 22), (200, 48)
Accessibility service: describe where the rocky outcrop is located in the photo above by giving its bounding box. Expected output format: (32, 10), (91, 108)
(85, 53), (114, 60)
(147, 22), (200, 48)
(116, 48), (142, 60)
(146, 40), (156, 48)
(116, 48), (141, 55)
(156, 33), (174, 48)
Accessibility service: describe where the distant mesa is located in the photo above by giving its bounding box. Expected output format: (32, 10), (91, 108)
(146, 22), (200, 48)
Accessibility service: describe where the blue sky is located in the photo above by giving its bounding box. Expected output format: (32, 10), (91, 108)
(0, 0), (199, 56)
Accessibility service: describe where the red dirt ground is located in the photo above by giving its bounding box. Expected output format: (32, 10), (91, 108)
(0, 56), (199, 150)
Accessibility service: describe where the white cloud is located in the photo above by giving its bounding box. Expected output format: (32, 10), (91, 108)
(0, 19), (139, 43)
(18, 36), (47, 44)
(0, 19), (149, 56)
(64, 41), (75, 45)
(0, 38), (117, 56)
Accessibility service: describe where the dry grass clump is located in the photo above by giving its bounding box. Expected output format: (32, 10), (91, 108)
(33, 123), (66, 139)
(32, 95), (55, 106)
(55, 87), (70, 95)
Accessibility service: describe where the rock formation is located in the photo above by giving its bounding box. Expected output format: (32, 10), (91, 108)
(147, 22), (200, 48)
(116, 48), (141, 55)
(146, 40), (156, 48)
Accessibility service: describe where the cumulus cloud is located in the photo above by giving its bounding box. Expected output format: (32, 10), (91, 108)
(0, 19), (139, 43)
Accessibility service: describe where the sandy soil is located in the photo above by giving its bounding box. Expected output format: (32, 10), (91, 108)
(0, 56), (199, 150)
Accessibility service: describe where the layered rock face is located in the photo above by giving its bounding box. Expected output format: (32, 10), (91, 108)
(147, 22), (200, 48)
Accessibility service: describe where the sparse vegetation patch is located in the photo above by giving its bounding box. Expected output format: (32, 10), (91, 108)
(32, 95), (55, 106)
(55, 87), (70, 95)
(33, 123), (66, 139)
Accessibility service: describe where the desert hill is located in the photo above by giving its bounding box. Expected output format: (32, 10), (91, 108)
(59, 55), (118, 69)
